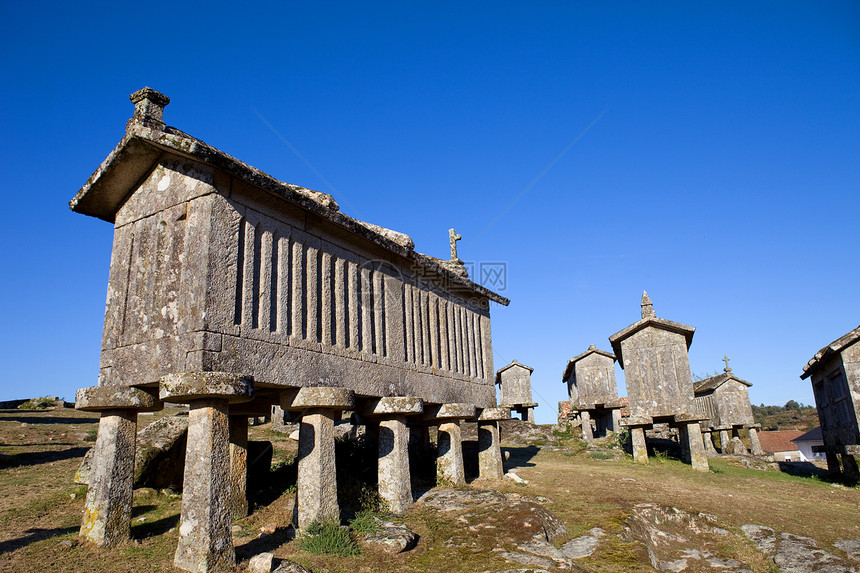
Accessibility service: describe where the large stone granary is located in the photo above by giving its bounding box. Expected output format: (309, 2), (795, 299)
(801, 324), (860, 479)
(608, 292), (709, 471)
(561, 345), (624, 441)
(693, 360), (764, 456)
(71, 88), (510, 572)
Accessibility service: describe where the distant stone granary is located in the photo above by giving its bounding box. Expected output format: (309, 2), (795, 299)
(71, 88), (510, 572)
(495, 361), (538, 423)
(608, 292), (709, 471)
(694, 358), (764, 456)
(561, 345), (624, 442)
(801, 324), (860, 479)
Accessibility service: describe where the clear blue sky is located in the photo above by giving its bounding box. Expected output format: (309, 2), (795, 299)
(2, 2), (858, 422)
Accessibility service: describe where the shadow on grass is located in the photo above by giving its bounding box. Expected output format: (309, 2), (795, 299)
(0, 446), (89, 468)
(234, 526), (295, 561)
(132, 513), (180, 539)
(0, 525), (78, 553)
(502, 445), (540, 471)
(0, 415), (97, 425)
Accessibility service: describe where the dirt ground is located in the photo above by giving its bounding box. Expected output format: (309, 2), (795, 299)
(1, 407), (857, 573)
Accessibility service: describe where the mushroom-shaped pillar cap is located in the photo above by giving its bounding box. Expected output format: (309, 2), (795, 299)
(422, 402), (476, 422)
(361, 396), (424, 417)
(75, 385), (160, 412)
(280, 387), (355, 412)
(159, 372), (254, 404)
(475, 407), (511, 422)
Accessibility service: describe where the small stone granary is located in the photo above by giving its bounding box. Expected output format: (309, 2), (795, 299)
(801, 324), (860, 479)
(608, 292), (709, 471)
(71, 88), (510, 572)
(561, 345), (624, 442)
(495, 360), (538, 423)
(693, 358), (764, 456)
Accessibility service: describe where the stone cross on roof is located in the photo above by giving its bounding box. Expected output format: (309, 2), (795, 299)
(723, 355), (732, 373)
(641, 291), (655, 319)
(449, 228), (462, 261)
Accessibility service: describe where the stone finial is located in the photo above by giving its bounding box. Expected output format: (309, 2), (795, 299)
(449, 228), (462, 261)
(641, 291), (655, 319)
(128, 87), (170, 131)
(588, 344), (597, 350)
(723, 355), (732, 373)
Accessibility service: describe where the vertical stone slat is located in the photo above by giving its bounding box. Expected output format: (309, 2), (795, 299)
(439, 299), (449, 372)
(404, 284), (414, 363)
(305, 243), (319, 343)
(360, 266), (373, 354)
(334, 257), (346, 349)
(412, 286), (423, 365)
(320, 251), (333, 346)
(348, 260), (360, 350)
(421, 290), (431, 366)
(276, 234), (291, 335)
(429, 294), (439, 368)
(291, 239), (304, 339)
(241, 220), (256, 329)
(373, 271), (385, 356)
(258, 230), (273, 332)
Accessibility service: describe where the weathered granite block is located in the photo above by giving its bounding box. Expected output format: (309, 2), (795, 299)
(437, 421), (465, 486)
(80, 410), (137, 547)
(228, 416), (249, 518)
(173, 399), (234, 572)
(378, 416), (412, 513)
(297, 409), (339, 528)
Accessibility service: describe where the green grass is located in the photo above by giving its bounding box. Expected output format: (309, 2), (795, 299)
(349, 510), (382, 535)
(296, 521), (360, 556)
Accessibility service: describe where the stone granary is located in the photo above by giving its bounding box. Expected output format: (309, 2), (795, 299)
(495, 360), (538, 423)
(70, 88), (510, 572)
(561, 345), (624, 442)
(693, 357), (764, 456)
(801, 324), (860, 479)
(608, 292), (709, 472)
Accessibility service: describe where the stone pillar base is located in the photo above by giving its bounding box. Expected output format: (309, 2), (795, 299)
(476, 407), (509, 480)
(630, 427), (648, 464)
(825, 451), (841, 474)
(686, 422), (709, 472)
(719, 429), (730, 454)
(748, 427), (765, 456)
(437, 421), (465, 486)
(702, 430), (718, 456)
(228, 416), (249, 519)
(842, 454), (859, 481)
(75, 386), (159, 548)
(580, 410), (594, 442)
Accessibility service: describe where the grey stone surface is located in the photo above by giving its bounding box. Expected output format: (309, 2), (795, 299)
(281, 387), (354, 411)
(174, 399), (234, 572)
(685, 421), (709, 472)
(748, 427), (765, 456)
(477, 421), (504, 479)
(229, 416), (249, 518)
(160, 372), (254, 404)
(693, 366), (756, 432)
(377, 415), (413, 513)
(561, 528), (605, 559)
(801, 324), (860, 481)
(437, 420), (465, 486)
(563, 345), (624, 440)
(76, 386), (159, 412)
(297, 409), (339, 529)
(775, 532), (857, 573)
(835, 539), (860, 561)
(361, 520), (418, 553)
(272, 561), (313, 573)
(80, 410), (137, 547)
(741, 524), (776, 554)
(498, 551), (555, 569)
(247, 552), (274, 573)
(496, 361), (537, 419)
(361, 396), (423, 416)
(631, 426), (649, 464)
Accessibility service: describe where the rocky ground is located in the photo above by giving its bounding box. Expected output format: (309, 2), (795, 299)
(0, 406), (858, 573)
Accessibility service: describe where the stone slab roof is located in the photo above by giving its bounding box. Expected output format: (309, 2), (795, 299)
(791, 426), (822, 444)
(757, 430), (803, 454)
(70, 88), (509, 307)
(561, 344), (616, 382)
(800, 324), (860, 380)
(494, 360), (533, 385)
(693, 372), (752, 394)
(608, 316), (695, 368)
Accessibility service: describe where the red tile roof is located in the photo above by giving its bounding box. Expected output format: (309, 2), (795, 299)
(757, 430), (803, 453)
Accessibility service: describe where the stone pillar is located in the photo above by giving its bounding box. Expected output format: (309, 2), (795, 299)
(580, 410), (594, 442)
(842, 454), (859, 480)
(630, 427), (648, 464)
(825, 451), (841, 474)
(281, 387), (355, 529)
(731, 428), (748, 455)
(437, 421), (465, 486)
(685, 422), (709, 472)
(75, 386), (159, 547)
(719, 429), (730, 453)
(748, 427), (765, 456)
(702, 430), (718, 456)
(525, 407), (536, 424)
(678, 423), (691, 462)
(228, 416), (249, 519)
(424, 403), (476, 487)
(362, 397), (423, 514)
(476, 407), (509, 480)
(611, 409), (623, 433)
(160, 372), (254, 573)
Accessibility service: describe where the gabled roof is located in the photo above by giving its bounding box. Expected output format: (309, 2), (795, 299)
(693, 371), (751, 394)
(70, 88), (509, 306)
(791, 426), (822, 443)
(608, 316), (695, 368)
(495, 360), (533, 385)
(757, 430), (803, 454)
(561, 345), (615, 382)
(800, 324), (860, 380)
